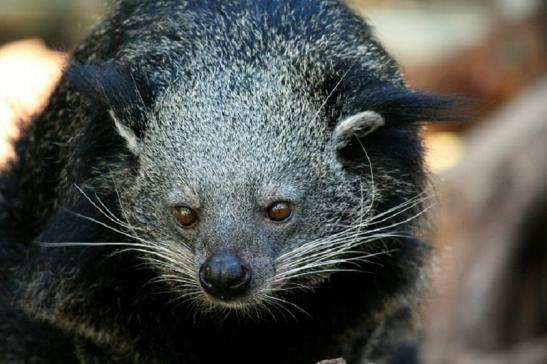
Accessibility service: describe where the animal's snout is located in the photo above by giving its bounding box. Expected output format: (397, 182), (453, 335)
(199, 254), (251, 300)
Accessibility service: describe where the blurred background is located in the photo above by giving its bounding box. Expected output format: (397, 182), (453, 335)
(1, 1), (546, 362)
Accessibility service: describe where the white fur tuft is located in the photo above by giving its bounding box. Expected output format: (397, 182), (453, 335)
(109, 110), (139, 154)
(333, 110), (385, 149)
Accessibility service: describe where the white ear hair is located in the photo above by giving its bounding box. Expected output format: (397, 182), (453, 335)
(333, 110), (385, 149)
(109, 110), (139, 154)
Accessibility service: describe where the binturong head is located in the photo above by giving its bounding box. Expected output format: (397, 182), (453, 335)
(64, 1), (454, 317)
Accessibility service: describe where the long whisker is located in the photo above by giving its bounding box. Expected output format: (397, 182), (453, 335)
(274, 249), (394, 282)
(73, 184), (141, 232)
(262, 293), (311, 318)
(272, 191), (432, 292)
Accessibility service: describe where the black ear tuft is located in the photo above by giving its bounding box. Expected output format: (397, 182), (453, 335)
(356, 82), (463, 125)
(336, 76), (465, 126)
(329, 72), (465, 162)
(64, 61), (149, 138)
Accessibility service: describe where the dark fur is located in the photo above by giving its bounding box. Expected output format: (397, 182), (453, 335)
(0, 1), (451, 363)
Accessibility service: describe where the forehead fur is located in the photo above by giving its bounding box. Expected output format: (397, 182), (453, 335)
(141, 59), (332, 188)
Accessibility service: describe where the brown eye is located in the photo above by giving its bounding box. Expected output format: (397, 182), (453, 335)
(267, 202), (293, 222)
(172, 206), (198, 227)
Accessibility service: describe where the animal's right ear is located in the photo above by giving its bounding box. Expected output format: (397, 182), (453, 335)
(64, 61), (149, 154)
(332, 110), (385, 150)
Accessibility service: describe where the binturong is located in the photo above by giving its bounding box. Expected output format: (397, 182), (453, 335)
(0, 1), (455, 363)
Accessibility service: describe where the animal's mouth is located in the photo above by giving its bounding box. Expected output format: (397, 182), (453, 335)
(200, 291), (256, 308)
(195, 281), (276, 312)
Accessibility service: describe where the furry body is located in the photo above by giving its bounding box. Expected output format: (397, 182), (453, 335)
(0, 1), (449, 363)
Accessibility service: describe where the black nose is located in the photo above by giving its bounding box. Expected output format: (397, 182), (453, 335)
(199, 254), (251, 300)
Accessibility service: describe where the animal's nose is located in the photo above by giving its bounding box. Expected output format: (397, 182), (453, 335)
(199, 254), (251, 300)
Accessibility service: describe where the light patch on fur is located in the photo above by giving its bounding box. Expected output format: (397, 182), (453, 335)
(109, 110), (139, 153)
(334, 110), (385, 149)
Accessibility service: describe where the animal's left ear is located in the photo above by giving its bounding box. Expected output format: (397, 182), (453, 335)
(333, 110), (385, 150)
(64, 61), (151, 154)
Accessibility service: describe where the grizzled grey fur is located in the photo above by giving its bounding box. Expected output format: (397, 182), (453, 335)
(0, 0), (452, 363)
